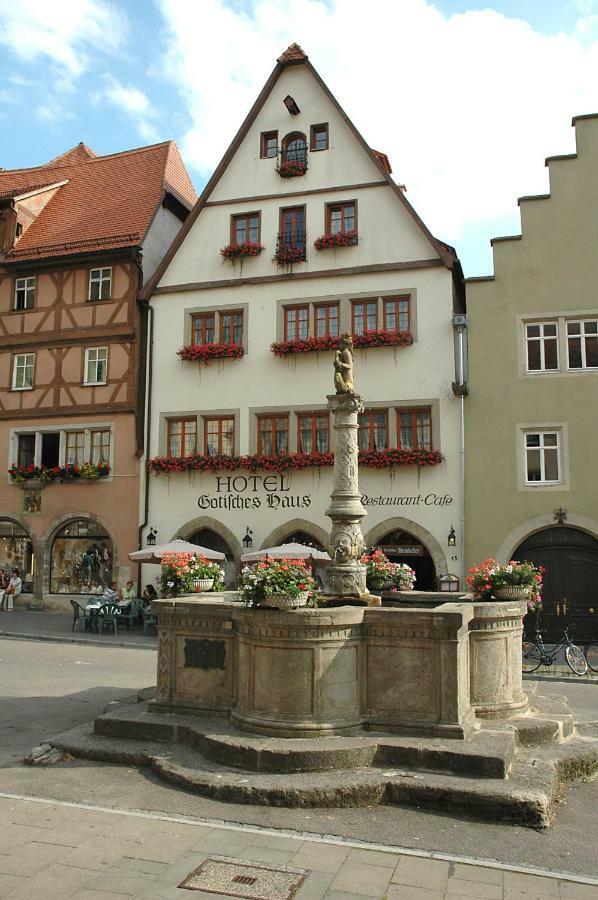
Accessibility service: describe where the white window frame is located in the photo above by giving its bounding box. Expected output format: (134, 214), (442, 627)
(84, 347), (108, 386)
(566, 318), (598, 371)
(9, 424), (113, 476)
(524, 321), (559, 374)
(12, 353), (35, 390)
(523, 430), (561, 486)
(14, 276), (36, 311)
(88, 267), (112, 302)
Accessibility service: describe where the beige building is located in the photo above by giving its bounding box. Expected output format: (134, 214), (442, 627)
(466, 113), (598, 638)
(141, 44), (466, 590)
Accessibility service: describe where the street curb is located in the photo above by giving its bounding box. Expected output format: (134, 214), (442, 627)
(525, 673), (598, 685)
(1, 790), (598, 886)
(0, 631), (156, 651)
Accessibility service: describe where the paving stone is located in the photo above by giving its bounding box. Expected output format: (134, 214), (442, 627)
(248, 832), (305, 852)
(329, 861), (393, 896)
(110, 856), (169, 876)
(445, 877), (502, 898)
(3, 861), (99, 900)
(68, 893), (136, 900)
(0, 873), (28, 899)
(82, 870), (158, 896)
(450, 862), (504, 885)
(391, 856), (450, 890)
(503, 870), (560, 895)
(345, 847), (400, 868)
(294, 868), (336, 898)
(236, 844), (296, 866)
(324, 893), (386, 900)
(0, 821), (61, 848)
(503, 890), (554, 900)
(385, 886), (444, 900)
(558, 883), (598, 899)
(121, 829), (204, 864)
(0, 840), (71, 876)
(289, 842), (351, 873)
(192, 828), (256, 855)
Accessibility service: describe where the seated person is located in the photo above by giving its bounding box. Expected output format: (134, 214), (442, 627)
(142, 584), (158, 608)
(101, 581), (118, 605)
(1, 568), (21, 611)
(122, 580), (136, 602)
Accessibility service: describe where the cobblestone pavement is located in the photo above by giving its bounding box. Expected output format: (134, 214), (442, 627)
(1, 792), (597, 900)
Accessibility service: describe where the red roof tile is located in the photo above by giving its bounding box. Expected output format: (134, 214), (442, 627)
(1, 141), (197, 262)
(278, 43), (308, 64)
(371, 149), (392, 175)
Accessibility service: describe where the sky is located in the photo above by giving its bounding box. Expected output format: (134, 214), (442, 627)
(1, 0), (597, 277)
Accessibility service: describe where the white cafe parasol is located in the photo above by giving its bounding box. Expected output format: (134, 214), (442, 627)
(241, 541), (330, 564)
(129, 539), (225, 564)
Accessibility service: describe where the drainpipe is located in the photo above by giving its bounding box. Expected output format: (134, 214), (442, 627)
(452, 315), (469, 587)
(137, 300), (153, 597)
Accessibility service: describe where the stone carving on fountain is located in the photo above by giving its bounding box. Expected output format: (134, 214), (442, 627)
(321, 334), (380, 605)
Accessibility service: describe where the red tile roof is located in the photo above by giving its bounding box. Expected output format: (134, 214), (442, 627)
(0, 141), (197, 262)
(278, 43), (308, 64)
(371, 149), (392, 175)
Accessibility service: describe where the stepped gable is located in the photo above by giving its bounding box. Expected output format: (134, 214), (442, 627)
(0, 141), (197, 262)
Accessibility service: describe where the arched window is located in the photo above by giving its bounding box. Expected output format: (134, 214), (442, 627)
(50, 518), (112, 595)
(0, 519), (33, 590)
(281, 132), (307, 165)
(280, 530), (326, 551)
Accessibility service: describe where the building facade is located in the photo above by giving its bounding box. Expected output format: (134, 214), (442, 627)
(142, 45), (466, 590)
(466, 114), (598, 638)
(0, 142), (196, 608)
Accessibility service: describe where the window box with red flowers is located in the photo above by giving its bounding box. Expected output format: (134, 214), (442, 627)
(314, 230), (358, 250)
(270, 329), (413, 358)
(147, 448), (441, 475)
(220, 241), (264, 261)
(8, 463), (110, 484)
(276, 159), (308, 178)
(177, 343), (244, 364)
(273, 245), (306, 266)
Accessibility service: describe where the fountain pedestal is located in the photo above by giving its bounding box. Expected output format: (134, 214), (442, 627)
(319, 392), (380, 606)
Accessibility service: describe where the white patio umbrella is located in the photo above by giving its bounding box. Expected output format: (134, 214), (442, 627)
(241, 541), (330, 564)
(129, 539), (225, 564)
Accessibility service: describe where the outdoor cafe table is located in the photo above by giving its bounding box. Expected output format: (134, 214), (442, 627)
(85, 601), (129, 631)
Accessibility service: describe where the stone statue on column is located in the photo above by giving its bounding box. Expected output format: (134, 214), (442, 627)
(320, 333), (380, 606)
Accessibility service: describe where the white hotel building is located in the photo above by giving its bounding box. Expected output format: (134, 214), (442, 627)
(141, 44), (467, 589)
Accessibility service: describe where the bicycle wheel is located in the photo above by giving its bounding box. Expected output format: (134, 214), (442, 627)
(522, 641), (542, 673)
(565, 644), (588, 676)
(586, 644), (598, 673)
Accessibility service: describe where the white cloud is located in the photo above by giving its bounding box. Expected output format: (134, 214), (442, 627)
(0, 0), (126, 76)
(95, 73), (160, 143)
(155, 0), (598, 255)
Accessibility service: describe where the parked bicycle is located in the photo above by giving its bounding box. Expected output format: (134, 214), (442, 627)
(522, 627), (587, 676)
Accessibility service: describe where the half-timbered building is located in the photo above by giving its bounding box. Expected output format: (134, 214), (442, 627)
(0, 142), (196, 607)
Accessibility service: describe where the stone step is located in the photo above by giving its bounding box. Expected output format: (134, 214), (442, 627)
(93, 704), (516, 779)
(47, 720), (598, 828)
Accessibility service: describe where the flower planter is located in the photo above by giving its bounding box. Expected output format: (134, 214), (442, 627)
(494, 586), (530, 600)
(193, 579), (214, 593)
(469, 600), (528, 719)
(260, 591), (310, 610)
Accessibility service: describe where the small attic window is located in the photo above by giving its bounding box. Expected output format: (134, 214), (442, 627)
(310, 124), (328, 151)
(260, 131), (278, 159)
(15, 223), (23, 238)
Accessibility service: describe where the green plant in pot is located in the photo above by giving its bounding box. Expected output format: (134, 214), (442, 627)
(241, 558), (316, 609)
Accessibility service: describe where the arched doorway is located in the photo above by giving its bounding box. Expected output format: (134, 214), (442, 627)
(514, 527), (598, 639)
(374, 529), (436, 590)
(0, 518), (33, 592)
(189, 527), (236, 589)
(50, 518), (113, 595)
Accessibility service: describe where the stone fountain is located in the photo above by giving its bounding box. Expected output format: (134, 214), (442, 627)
(41, 337), (598, 829)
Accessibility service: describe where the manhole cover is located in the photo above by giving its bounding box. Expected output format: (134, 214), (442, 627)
(178, 854), (307, 898)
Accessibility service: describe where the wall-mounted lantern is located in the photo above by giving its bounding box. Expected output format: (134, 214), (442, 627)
(242, 527), (254, 549)
(447, 525), (456, 547)
(146, 526), (158, 547)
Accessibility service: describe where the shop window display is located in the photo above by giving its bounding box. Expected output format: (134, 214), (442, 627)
(50, 519), (112, 594)
(0, 519), (33, 590)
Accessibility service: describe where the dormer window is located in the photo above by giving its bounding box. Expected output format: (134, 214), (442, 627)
(15, 222), (23, 238)
(88, 267), (112, 302)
